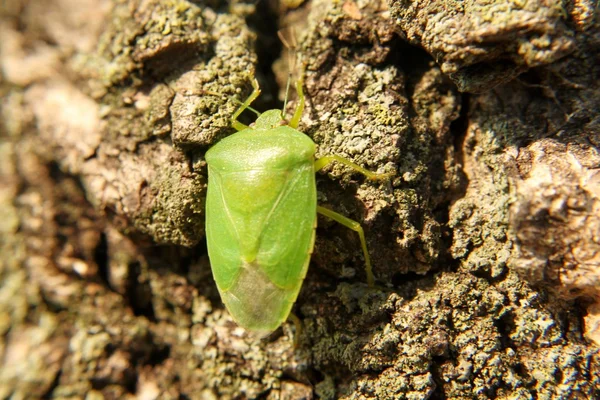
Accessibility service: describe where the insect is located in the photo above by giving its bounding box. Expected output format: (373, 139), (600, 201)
(204, 73), (392, 335)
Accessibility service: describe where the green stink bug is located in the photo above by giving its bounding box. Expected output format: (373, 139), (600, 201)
(205, 76), (391, 335)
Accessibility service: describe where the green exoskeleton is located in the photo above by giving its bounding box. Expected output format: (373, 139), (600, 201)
(205, 75), (392, 335)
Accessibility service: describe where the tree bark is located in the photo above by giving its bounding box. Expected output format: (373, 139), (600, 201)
(0, 0), (598, 399)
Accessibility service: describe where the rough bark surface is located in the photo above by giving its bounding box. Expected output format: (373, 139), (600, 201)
(0, 0), (598, 399)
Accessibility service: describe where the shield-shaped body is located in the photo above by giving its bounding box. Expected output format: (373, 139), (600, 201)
(205, 125), (317, 334)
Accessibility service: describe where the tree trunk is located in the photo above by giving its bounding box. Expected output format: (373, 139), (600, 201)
(0, 0), (598, 398)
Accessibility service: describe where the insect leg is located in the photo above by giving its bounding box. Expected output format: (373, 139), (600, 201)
(314, 155), (393, 181)
(287, 312), (302, 348)
(316, 205), (375, 287)
(289, 76), (305, 129)
(231, 78), (261, 131)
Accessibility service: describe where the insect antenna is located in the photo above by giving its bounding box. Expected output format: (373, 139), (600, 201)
(277, 28), (299, 120)
(233, 98), (261, 117)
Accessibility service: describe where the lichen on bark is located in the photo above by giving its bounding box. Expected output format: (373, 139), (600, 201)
(1, 0), (599, 399)
(388, 0), (577, 92)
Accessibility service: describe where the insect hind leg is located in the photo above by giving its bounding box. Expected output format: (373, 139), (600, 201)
(287, 312), (302, 348)
(316, 205), (375, 287)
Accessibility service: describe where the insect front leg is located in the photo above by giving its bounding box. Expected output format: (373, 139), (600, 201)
(316, 205), (375, 287)
(289, 77), (305, 129)
(231, 78), (261, 131)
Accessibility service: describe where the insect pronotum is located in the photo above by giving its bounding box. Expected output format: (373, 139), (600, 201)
(205, 72), (392, 335)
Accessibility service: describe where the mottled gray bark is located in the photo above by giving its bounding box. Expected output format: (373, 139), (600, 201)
(0, 0), (598, 399)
